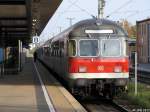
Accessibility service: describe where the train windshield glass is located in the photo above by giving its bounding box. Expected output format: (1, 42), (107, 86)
(79, 39), (98, 57)
(101, 39), (121, 57)
(68, 40), (76, 56)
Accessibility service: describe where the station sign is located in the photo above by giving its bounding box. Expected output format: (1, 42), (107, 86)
(33, 36), (39, 44)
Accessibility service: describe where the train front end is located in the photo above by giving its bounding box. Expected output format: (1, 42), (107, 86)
(68, 19), (129, 97)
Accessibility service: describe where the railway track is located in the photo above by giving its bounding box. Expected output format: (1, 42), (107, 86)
(130, 68), (150, 85)
(40, 59), (130, 112)
(79, 97), (129, 112)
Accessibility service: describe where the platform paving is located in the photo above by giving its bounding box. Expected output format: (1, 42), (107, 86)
(0, 55), (86, 112)
(35, 60), (87, 112)
(0, 57), (48, 112)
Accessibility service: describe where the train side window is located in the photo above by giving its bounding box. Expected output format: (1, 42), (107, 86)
(60, 41), (64, 57)
(68, 40), (76, 57)
(51, 43), (55, 57)
(53, 41), (59, 57)
(49, 44), (52, 56)
(43, 47), (50, 56)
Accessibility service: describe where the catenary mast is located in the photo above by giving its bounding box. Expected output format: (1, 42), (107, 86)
(98, 0), (105, 18)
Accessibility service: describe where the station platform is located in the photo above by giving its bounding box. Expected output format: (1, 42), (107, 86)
(137, 63), (150, 72)
(130, 63), (150, 73)
(0, 55), (86, 112)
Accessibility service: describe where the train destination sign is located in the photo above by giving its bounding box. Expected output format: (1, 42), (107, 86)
(85, 29), (113, 34)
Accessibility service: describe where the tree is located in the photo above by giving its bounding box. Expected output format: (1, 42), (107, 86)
(120, 19), (136, 38)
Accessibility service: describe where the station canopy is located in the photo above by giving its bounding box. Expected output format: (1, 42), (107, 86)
(0, 0), (62, 47)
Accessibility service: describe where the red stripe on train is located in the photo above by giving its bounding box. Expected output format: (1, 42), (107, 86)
(69, 57), (129, 73)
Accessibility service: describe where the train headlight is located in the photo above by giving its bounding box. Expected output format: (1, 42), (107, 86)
(79, 66), (87, 73)
(114, 66), (122, 73)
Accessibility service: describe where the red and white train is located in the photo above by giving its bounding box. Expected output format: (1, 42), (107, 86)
(36, 19), (129, 98)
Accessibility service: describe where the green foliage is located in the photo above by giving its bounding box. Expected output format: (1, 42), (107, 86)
(124, 82), (150, 108)
(120, 19), (137, 38)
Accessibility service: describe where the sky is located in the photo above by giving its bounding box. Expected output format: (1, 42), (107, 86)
(39, 0), (150, 42)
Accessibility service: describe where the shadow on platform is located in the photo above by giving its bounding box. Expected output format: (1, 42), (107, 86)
(0, 57), (60, 87)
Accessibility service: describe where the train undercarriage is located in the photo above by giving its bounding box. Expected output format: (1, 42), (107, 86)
(70, 79), (128, 99)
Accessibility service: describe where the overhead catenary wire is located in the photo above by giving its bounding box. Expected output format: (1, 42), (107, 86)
(125, 8), (150, 19)
(40, 0), (79, 41)
(66, 17), (75, 26)
(104, 8), (150, 19)
(41, 0), (98, 42)
(48, 0), (79, 30)
(58, 0), (79, 15)
(67, 0), (96, 18)
(106, 0), (133, 18)
(114, 10), (139, 14)
(126, 11), (139, 18)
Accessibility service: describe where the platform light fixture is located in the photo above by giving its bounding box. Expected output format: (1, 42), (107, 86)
(33, 19), (37, 22)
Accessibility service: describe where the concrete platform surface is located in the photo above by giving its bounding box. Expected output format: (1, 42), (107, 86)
(0, 57), (87, 112)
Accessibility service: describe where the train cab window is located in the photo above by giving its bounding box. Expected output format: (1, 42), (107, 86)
(79, 39), (98, 57)
(101, 39), (121, 57)
(68, 40), (76, 57)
